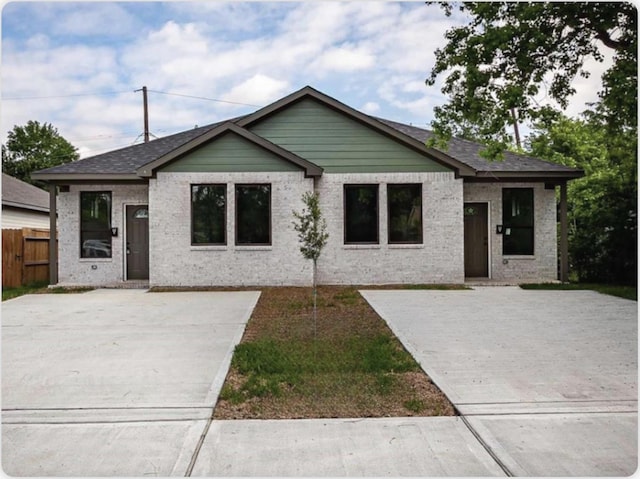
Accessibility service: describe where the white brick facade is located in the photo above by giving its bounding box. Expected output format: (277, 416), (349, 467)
(57, 184), (148, 285)
(55, 176), (558, 286)
(463, 182), (558, 282)
(148, 171), (314, 286)
(316, 172), (464, 285)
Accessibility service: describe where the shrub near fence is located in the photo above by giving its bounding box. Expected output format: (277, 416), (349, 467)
(2, 228), (50, 288)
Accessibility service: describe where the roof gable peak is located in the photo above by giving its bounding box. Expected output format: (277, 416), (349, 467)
(136, 122), (323, 178)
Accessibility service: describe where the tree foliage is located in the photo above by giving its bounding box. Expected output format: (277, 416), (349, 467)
(527, 114), (637, 285)
(2, 121), (79, 187)
(426, 2), (637, 156)
(292, 191), (329, 264)
(292, 191), (329, 334)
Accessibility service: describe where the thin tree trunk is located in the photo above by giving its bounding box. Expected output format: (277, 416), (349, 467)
(312, 259), (317, 341)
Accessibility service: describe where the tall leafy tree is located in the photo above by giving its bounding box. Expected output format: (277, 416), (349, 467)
(2, 121), (79, 187)
(527, 114), (637, 285)
(426, 2), (637, 157)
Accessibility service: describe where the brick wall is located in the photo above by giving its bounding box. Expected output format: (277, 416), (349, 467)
(57, 184), (148, 285)
(463, 182), (558, 282)
(149, 171), (314, 286)
(316, 172), (465, 285)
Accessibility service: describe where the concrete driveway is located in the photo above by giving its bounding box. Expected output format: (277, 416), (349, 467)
(2, 289), (260, 476)
(361, 287), (638, 476)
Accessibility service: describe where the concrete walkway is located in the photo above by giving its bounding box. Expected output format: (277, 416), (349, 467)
(361, 287), (638, 476)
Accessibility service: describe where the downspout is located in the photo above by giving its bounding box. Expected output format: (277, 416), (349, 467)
(48, 184), (58, 285)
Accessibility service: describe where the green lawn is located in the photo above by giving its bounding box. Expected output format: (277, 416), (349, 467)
(2, 282), (93, 301)
(520, 283), (637, 301)
(2, 282), (49, 301)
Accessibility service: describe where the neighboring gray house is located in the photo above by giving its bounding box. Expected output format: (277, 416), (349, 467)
(2, 173), (50, 230)
(32, 86), (582, 287)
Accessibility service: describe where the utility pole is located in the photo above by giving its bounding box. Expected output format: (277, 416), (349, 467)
(510, 107), (521, 150)
(135, 86), (150, 143)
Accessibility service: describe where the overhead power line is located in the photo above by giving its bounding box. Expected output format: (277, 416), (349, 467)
(147, 89), (263, 108)
(3, 90), (131, 101)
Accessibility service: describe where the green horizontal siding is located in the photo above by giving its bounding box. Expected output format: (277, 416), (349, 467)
(250, 98), (452, 173)
(160, 132), (301, 173)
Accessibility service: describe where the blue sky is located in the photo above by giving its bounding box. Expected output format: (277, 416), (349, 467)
(1, 1), (610, 158)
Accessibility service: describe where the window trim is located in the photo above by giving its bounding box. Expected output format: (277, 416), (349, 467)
(79, 191), (112, 259)
(502, 187), (535, 256)
(387, 183), (423, 245)
(190, 183), (227, 246)
(343, 184), (379, 245)
(235, 183), (272, 246)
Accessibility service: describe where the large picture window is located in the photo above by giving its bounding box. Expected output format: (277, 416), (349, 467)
(388, 184), (422, 244)
(235, 184), (271, 245)
(191, 184), (226, 245)
(344, 184), (379, 244)
(502, 188), (534, 255)
(80, 191), (112, 258)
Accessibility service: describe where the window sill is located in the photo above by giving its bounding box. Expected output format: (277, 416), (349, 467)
(503, 255), (536, 260)
(343, 244), (381, 250)
(79, 258), (112, 262)
(235, 245), (273, 251)
(388, 243), (424, 249)
(190, 245), (227, 251)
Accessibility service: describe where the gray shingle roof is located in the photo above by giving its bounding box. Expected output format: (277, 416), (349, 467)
(33, 92), (581, 180)
(376, 119), (579, 174)
(34, 119), (237, 176)
(2, 173), (50, 212)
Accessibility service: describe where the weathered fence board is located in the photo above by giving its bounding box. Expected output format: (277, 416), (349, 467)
(2, 228), (50, 288)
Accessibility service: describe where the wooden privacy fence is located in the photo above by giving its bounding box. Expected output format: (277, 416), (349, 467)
(2, 228), (50, 288)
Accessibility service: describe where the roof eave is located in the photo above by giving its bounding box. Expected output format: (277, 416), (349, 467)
(2, 200), (49, 213)
(30, 173), (145, 183)
(470, 170), (585, 182)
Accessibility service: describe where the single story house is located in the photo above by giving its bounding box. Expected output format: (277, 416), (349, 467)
(2, 173), (51, 230)
(32, 86), (583, 287)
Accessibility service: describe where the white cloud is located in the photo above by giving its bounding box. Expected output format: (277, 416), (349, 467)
(362, 102), (380, 114)
(222, 74), (290, 107)
(309, 45), (375, 74)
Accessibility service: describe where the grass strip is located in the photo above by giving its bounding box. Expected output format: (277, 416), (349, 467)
(213, 286), (454, 419)
(520, 283), (636, 301)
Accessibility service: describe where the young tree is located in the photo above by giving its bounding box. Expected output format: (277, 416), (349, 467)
(292, 191), (329, 335)
(426, 2), (637, 157)
(2, 121), (79, 187)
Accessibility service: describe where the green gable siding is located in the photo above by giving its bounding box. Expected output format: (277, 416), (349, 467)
(249, 98), (452, 173)
(160, 132), (301, 173)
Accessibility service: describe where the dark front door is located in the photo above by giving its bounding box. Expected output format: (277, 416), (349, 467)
(464, 203), (488, 277)
(126, 205), (149, 280)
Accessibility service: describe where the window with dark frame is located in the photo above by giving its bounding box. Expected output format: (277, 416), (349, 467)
(191, 184), (226, 245)
(388, 184), (422, 244)
(235, 184), (271, 245)
(80, 191), (112, 258)
(344, 184), (379, 244)
(502, 188), (534, 255)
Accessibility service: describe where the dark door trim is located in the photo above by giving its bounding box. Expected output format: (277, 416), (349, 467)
(464, 202), (490, 278)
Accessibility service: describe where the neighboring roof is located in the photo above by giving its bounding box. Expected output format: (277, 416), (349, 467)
(31, 85), (583, 183)
(1, 173), (50, 213)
